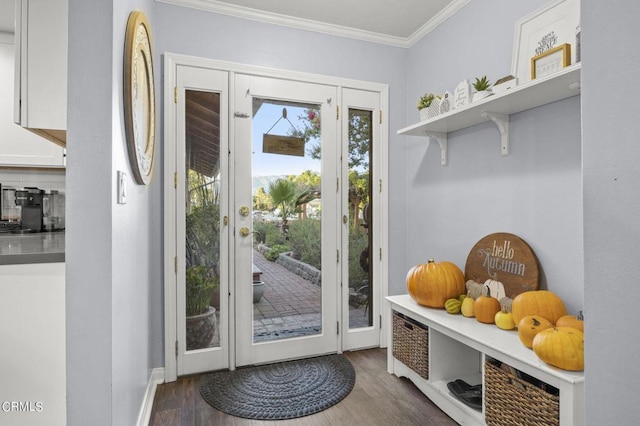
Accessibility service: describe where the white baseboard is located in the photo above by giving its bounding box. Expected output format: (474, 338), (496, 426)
(137, 367), (165, 426)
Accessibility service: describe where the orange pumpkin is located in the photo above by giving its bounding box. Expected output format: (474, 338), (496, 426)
(474, 295), (501, 324)
(533, 327), (584, 371)
(517, 315), (554, 348)
(511, 290), (567, 325)
(556, 314), (584, 333)
(406, 259), (465, 308)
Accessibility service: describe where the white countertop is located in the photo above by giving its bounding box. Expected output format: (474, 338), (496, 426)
(0, 231), (65, 264)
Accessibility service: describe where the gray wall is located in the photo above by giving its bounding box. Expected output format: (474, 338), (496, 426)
(67, 2), (406, 425)
(401, 0), (584, 315)
(66, 0), (162, 425)
(154, 3), (409, 302)
(582, 1), (640, 424)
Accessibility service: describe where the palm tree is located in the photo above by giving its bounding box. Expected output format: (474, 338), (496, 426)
(268, 179), (299, 235)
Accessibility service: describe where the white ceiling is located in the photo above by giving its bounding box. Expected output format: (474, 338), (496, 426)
(0, 0), (470, 47)
(161, 0), (469, 46)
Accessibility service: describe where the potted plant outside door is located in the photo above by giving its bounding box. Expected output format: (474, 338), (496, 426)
(185, 265), (219, 350)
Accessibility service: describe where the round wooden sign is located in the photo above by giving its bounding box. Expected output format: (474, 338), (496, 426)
(464, 232), (540, 298)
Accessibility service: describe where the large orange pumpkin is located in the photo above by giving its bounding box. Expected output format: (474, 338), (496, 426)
(533, 326), (584, 371)
(406, 259), (465, 308)
(517, 315), (554, 348)
(511, 290), (567, 325)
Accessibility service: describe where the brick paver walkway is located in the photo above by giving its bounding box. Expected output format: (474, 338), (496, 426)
(253, 250), (321, 319)
(251, 249), (369, 341)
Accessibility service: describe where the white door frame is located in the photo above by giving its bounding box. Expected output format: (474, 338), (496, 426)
(163, 53), (389, 381)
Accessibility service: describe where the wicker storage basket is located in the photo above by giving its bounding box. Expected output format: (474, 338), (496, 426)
(484, 360), (559, 426)
(392, 312), (429, 380)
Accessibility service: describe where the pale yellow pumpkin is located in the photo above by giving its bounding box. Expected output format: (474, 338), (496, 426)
(533, 327), (584, 371)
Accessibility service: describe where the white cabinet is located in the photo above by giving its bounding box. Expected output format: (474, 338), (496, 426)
(387, 295), (584, 426)
(398, 65), (581, 166)
(0, 263), (66, 426)
(0, 36), (65, 167)
(14, 0), (67, 148)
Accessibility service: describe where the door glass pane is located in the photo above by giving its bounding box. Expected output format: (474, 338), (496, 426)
(251, 100), (322, 342)
(348, 108), (373, 329)
(184, 90), (221, 351)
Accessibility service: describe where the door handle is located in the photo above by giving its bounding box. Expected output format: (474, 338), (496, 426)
(239, 227), (253, 237)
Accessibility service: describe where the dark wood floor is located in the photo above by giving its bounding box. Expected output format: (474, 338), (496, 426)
(149, 348), (457, 426)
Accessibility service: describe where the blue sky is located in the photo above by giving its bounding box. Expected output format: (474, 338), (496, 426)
(252, 103), (321, 176)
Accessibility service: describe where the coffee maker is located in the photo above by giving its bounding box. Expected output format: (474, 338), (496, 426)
(0, 184), (22, 232)
(15, 187), (44, 232)
(43, 190), (65, 231)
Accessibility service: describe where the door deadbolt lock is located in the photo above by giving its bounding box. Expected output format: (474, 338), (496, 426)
(239, 227), (252, 237)
(343, 215), (348, 224)
(239, 206), (250, 217)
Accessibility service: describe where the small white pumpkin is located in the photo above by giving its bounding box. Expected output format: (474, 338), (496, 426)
(485, 279), (506, 300)
(466, 279), (488, 300)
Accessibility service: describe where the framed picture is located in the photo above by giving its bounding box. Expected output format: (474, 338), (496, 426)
(511, 0), (580, 84)
(531, 43), (571, 79)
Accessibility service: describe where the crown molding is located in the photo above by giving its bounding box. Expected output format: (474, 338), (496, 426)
(156, 0), (470, 48)
(406, 0), (471, 47)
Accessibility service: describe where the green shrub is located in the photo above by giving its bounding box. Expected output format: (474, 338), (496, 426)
(288, 219), (321, 270)
(265, 224), (289, 247)
(265, 244), (291, 261)
(252, 221), (272, 245)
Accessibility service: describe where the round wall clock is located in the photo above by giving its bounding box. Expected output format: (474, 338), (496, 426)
(124, 11), (155, 185)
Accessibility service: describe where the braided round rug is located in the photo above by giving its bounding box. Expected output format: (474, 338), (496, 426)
(199, 354), (355, 420)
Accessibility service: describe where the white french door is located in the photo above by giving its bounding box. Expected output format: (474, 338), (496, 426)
(170, 65), (230, 376)
(233, 74), (339, 367)
(165, 55), (388, 379)
(341, 88), (382, 350)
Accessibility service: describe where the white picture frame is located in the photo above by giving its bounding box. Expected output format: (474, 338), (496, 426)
(511, 0), (580, 84)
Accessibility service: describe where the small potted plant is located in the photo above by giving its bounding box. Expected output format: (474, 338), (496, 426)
(185, 265), (219, 350)
(417, 93), (441, 120)
(472, 76), (492, 102)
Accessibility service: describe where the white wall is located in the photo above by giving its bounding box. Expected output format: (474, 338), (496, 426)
(66, 0), (162, 425)
(401, 0), (584, 315)
(0, 263), (65, 426)
(582, 2), (640, 424)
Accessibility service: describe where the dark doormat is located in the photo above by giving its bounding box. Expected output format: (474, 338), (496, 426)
(199, 354), (355, 420)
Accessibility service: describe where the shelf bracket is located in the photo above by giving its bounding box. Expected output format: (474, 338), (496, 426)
(481, 112), (510, 156)
(425, 132), (448, 166)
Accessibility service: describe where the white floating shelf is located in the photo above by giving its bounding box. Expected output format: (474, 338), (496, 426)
(398, 64), (581, 165)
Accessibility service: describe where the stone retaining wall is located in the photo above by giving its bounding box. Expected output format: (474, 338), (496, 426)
(276, 252), (322, 287)
(257, 244), (322, 287)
